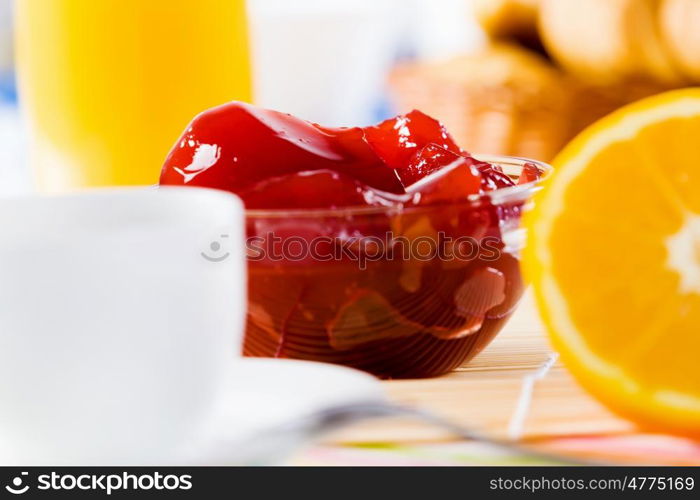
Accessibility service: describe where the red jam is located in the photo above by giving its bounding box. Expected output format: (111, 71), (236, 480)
(160, 102), (543, 378)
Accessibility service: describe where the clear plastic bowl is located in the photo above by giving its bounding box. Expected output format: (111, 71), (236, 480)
(243, 155), (550, 378)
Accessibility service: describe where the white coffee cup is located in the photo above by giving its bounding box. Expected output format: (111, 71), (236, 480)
(0, 187), (246, 464)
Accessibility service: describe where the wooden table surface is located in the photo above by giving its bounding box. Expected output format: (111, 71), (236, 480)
(322, 293), (635, 447)
(300, 294), (700, 465)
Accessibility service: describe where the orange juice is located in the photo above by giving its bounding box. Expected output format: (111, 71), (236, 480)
(15, 0), (251, 191)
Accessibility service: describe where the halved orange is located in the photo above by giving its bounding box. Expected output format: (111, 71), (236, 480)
(524, 88), (700, 437)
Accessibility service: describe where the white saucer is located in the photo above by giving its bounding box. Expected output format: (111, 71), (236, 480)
(181, 358), (385, 465)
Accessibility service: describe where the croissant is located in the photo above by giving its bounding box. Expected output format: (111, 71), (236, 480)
(473, 0), (542, 51)
(538, 0), (684, 85)
(660, 0), (700, 81)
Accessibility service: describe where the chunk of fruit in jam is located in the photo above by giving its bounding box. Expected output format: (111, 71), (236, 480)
(241, 170), (387, 210)
(518, 161), (545, 184)
(396, 143), (463, 187)
(473, 160), (517, 191)
(405, 155), (481, 205)
(159, 101), (404, 195)
(363, 110), (462, 171)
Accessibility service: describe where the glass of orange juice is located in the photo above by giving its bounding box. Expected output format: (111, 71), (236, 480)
(15, 0), (251, 192)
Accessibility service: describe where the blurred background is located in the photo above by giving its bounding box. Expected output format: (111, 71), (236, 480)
(2, 0), (699, 193)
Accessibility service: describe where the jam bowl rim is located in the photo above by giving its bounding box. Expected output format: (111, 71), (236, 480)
(244, 154), (552, 219)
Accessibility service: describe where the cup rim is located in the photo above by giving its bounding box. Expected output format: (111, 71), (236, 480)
(244, 154), (552, 219)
